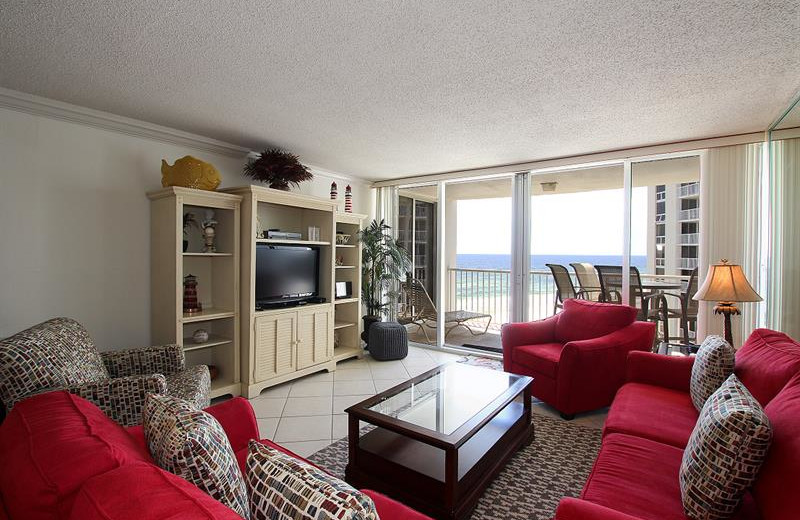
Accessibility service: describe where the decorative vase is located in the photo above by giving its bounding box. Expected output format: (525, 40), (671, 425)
(161, 156), (221, 191)
(183, 274), (202, 314)
(202, 209), (217, 253)
(361, 315), (382, 347)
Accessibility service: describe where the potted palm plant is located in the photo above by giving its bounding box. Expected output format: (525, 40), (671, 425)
(359, 219), (411, 345)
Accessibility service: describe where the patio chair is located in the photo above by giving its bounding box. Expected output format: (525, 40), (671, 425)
(569, 262), (603, 301)
(594, 265), (674, 345)
(659, 267), (699, 345)
(546, 263), (585, 314)
(398, 277), (492, 344)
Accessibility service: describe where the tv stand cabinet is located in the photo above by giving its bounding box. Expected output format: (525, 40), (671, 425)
(222, 185), (366, 398)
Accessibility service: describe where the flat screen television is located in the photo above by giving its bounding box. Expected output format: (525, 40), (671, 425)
(255, 244), (319, 307)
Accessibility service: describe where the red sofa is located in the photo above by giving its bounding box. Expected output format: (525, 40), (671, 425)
(555, 328), (800, 520)
(0, 391), (432, 520)
(502, 299), (656, 418)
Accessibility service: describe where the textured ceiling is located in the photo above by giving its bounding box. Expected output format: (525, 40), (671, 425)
(1, 1), (798, 180)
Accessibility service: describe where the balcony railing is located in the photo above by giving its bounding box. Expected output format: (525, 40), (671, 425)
(655, 213), (666, 223)
(656, 236), (666, 245)
(679, 208), (700, 221)
(679, 183), (700, 197)
(680, 233), (699, 245)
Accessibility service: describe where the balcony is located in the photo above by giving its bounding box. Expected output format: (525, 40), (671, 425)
(656, 192), (666, 202)
(655, 258), (665, 267)
(679, 208), (700, 221)
(680, 233), (699, 245)
(656, 236), (666, 245)
(679, 183), (700, 198)
(655, 213), (666, 223)
(680, 258), (698, 269)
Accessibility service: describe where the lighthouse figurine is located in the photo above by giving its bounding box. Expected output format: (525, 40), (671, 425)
(330, 181), (338, 200)
(344, 185), (352, 213)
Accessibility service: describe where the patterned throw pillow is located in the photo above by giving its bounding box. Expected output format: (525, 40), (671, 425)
(246, 440), (378, 520)
(143, 394), (250, 519)
(690, 335), (735, 411)
(679, 374), (772, 520)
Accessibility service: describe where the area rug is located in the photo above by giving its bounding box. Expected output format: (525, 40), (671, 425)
(309, 414), (601, 520)
(457, 354), (503, 371)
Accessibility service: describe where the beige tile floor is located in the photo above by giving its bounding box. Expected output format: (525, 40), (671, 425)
(247, 345), (607, 458)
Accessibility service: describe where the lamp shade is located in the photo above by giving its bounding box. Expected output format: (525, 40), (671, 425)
(694, 259), (762, 303)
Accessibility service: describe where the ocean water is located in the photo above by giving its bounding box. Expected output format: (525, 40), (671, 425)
(456, 254), (647, 270)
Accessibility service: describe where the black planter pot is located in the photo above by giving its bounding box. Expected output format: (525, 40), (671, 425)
(361, 315), (382, 348)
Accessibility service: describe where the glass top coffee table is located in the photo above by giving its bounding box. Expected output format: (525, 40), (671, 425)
(345, 362), (533, 520)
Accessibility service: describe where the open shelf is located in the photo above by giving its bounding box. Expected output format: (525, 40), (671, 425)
(183, 252), (233, 257)
(335, 265), (357, 269)
(182, 334), (233, 351)
(182, 308), (235, 323)
(335, 244), (356, 248)
(256, 238), (331, 246)
(334, 297), (359, 305)
(334, 321), (356, 330)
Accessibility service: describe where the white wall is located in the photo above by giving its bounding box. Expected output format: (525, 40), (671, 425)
(0, 105), (373, 349)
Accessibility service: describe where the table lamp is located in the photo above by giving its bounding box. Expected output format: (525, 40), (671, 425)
(693, 259), (761, 347)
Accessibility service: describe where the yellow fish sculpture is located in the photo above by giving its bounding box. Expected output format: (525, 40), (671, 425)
(161, 156), (221, 191)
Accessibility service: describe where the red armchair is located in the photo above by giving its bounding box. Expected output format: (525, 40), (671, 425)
(501, 299), (656, 418)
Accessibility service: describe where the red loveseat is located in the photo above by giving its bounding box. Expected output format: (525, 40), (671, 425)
(0, 391), (432, 520)
(555, 328), (800, 520)
(502, 299), (656, 418)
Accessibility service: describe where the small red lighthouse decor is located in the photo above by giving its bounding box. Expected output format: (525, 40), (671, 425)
(183, 274), (202, 314)
(344, 185), (352, 213)
(330, 181), (338, 200)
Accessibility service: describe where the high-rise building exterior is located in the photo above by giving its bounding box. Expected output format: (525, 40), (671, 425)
(647, 181), (699, 276)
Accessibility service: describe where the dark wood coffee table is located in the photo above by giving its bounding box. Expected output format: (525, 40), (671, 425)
(345, 363), (533, 520)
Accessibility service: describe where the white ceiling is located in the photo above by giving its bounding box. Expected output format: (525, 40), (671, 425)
(1, 1), (798, 180)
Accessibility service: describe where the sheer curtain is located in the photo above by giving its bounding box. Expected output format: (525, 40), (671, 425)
(767, 137), (800, 338)
(698, 143), (763, 346)
(373, 186), (399, 319)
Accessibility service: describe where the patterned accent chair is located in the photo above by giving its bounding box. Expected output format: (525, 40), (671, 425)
(0, 317), (210, 426)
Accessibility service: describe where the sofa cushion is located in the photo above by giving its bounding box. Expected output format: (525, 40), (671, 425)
(0, 317), (108, 409)
(735, 328), (800, 406)
(68, 463), (244, 520)
(680, 374), (772, 520)
(603, 382), (698, 448)
(555, 300), (637, 344)
(581, 433), (758, 520)
(512, 343), (563, 377)
(245, 440), (378, 520)
(690, 335), (735, 410)
(143, 394), (249, 519)
(755, 372), (800, 520)
(0, 391), (150, 520)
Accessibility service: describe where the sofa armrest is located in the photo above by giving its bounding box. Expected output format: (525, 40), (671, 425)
(501, 316), (559, 370)
(625, 350), (694, 392)
(67, 374), (168, 426)
(555, 498), (645, 520)
(101, 344), (185, 378)
(205, 397), (260, 453)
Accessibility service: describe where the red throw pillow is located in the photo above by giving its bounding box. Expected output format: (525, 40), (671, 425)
(0, 391), (150, 520)
(555, 299), (637, 344)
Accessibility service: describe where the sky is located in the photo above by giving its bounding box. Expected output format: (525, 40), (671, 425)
(456, 187), (648, 256)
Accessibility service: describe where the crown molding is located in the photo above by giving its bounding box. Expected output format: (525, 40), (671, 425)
(0, 87), (253, 158)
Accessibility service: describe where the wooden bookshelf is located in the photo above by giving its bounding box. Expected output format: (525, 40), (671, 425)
(147, 187), (242, 399)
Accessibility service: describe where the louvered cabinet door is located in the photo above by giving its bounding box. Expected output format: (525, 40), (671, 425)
(297, 307), (332, 369)
(253, 312), (297, 382)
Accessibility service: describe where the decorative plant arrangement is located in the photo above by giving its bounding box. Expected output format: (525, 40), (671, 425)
(359, 219), (411, 338)
(243, 149), (313, 191)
